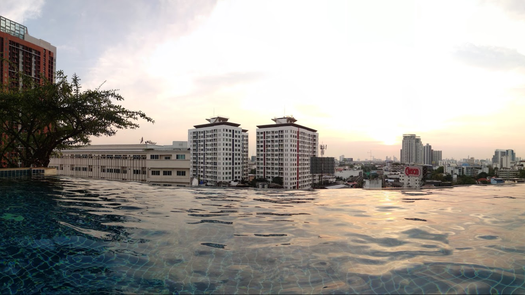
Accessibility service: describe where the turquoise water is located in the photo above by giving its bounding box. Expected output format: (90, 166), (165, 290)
(1, 177), (525, 294)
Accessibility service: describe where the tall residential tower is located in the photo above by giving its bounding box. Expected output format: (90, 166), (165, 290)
(256, 116), (318, 190)
(400, 134), (441, 166)
(188, 117), (249, 185)
(400, 134), (423, 164)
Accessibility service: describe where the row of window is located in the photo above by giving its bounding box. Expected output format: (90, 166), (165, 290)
(151, 170), (186, 176)
(150, 154), (186, 160)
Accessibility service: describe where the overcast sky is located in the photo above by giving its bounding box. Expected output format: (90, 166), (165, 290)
(4, 0), (525, 160)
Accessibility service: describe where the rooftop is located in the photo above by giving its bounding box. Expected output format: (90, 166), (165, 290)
(0, 16), (27, 40)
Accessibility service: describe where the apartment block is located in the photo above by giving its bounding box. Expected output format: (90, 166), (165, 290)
(188, 117), (249, 185)
(0, 16), (56, 86)
(48, 142), (191, 186)
(400, 134), (423, 164)
(256, 116), (318, 190)
(492, 149), (516, 168)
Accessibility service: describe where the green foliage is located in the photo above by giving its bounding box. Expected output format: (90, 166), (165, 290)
(430, 167), (445, 181)
(519, 170), (525, 179)
(0, 71), (153, 167)
(249, 168), (256, 174)
(455, 175), (477, 185)
(488, 166), (498, 177)
(272, 177), (283, 185)
(362, 165), (377, 173)
(476, 172), (488, 179)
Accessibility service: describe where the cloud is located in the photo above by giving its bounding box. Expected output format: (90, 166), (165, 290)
(453, 43), (525, 71)
(2, 0), (44, 23)
(481, 0), (525, 19)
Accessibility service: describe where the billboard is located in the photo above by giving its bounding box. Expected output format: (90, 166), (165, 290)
(310, 157), (335, 174)
(404, 166), (421, 177)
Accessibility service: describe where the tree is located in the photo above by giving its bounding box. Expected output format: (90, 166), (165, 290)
(0, 71), (153, 168)
(476, 172), (488, 179)
(272, 177), (283, 185)
(455, 175), (476, 185)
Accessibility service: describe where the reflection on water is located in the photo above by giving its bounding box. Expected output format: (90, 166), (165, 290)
(1, 177), (525, 294)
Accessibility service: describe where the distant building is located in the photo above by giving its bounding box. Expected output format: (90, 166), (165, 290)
(49, 142), (191, 186)
(432, 150), (442, 166)
(188, 117), (249, 185)
(335, 169), (362, 179)
(492, 149), (516, 168)
(364, 179), (382, 189)
(400, 134), (442, 166)
(399, 166), (423, 188)
(423, 144), (433, 165)
(498, 169), (519, 179)
(400, 134), (423, 164)
(256, 116), (318, 190)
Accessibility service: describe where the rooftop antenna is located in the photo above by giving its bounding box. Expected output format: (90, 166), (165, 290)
(320, 144), (327, 156)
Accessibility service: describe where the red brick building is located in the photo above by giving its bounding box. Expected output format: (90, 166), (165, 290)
(1, 15), (56, 87)
(1, 16), (56, 167)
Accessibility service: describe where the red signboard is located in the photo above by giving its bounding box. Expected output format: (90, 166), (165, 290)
(405, 166), (421, 177)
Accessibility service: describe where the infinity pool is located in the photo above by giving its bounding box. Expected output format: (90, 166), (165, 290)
(1, 177), (524, 294)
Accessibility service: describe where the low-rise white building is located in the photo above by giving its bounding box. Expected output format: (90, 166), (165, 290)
(335, 169), (362, 179)
(49, 142), (191, 186)
(399, 166), (423, 189)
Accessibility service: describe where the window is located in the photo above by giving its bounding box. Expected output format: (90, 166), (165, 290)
(151, 171), (160, 176)
(133, 169), (141, 175)
(164, 156), (171, 160)
(177, 171), (186, 176)
(176, 154), (185, 160)
(150, 155), (159, 160)
(163, 171), (172, 176)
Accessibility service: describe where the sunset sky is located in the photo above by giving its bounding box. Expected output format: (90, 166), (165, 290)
(4, 0), (525, 160)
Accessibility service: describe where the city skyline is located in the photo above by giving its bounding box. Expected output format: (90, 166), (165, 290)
(4, 0), (525, 160)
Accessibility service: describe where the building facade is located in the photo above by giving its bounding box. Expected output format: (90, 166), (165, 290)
(256, 116), (318, 190)
(1, 16), (56, 87)
(400, 134), (442, 166)
(399, 166), (424, 188)
(400, 134), (423, 164)
(423, 144), (432, 165)
(492, 149), (516, 168)
(48, 142), (191, 186)
(188, 117), (249, 185)
(432, 150), (442, 165)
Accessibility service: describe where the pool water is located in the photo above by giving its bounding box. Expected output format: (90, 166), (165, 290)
(1, 177), (525, 294)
